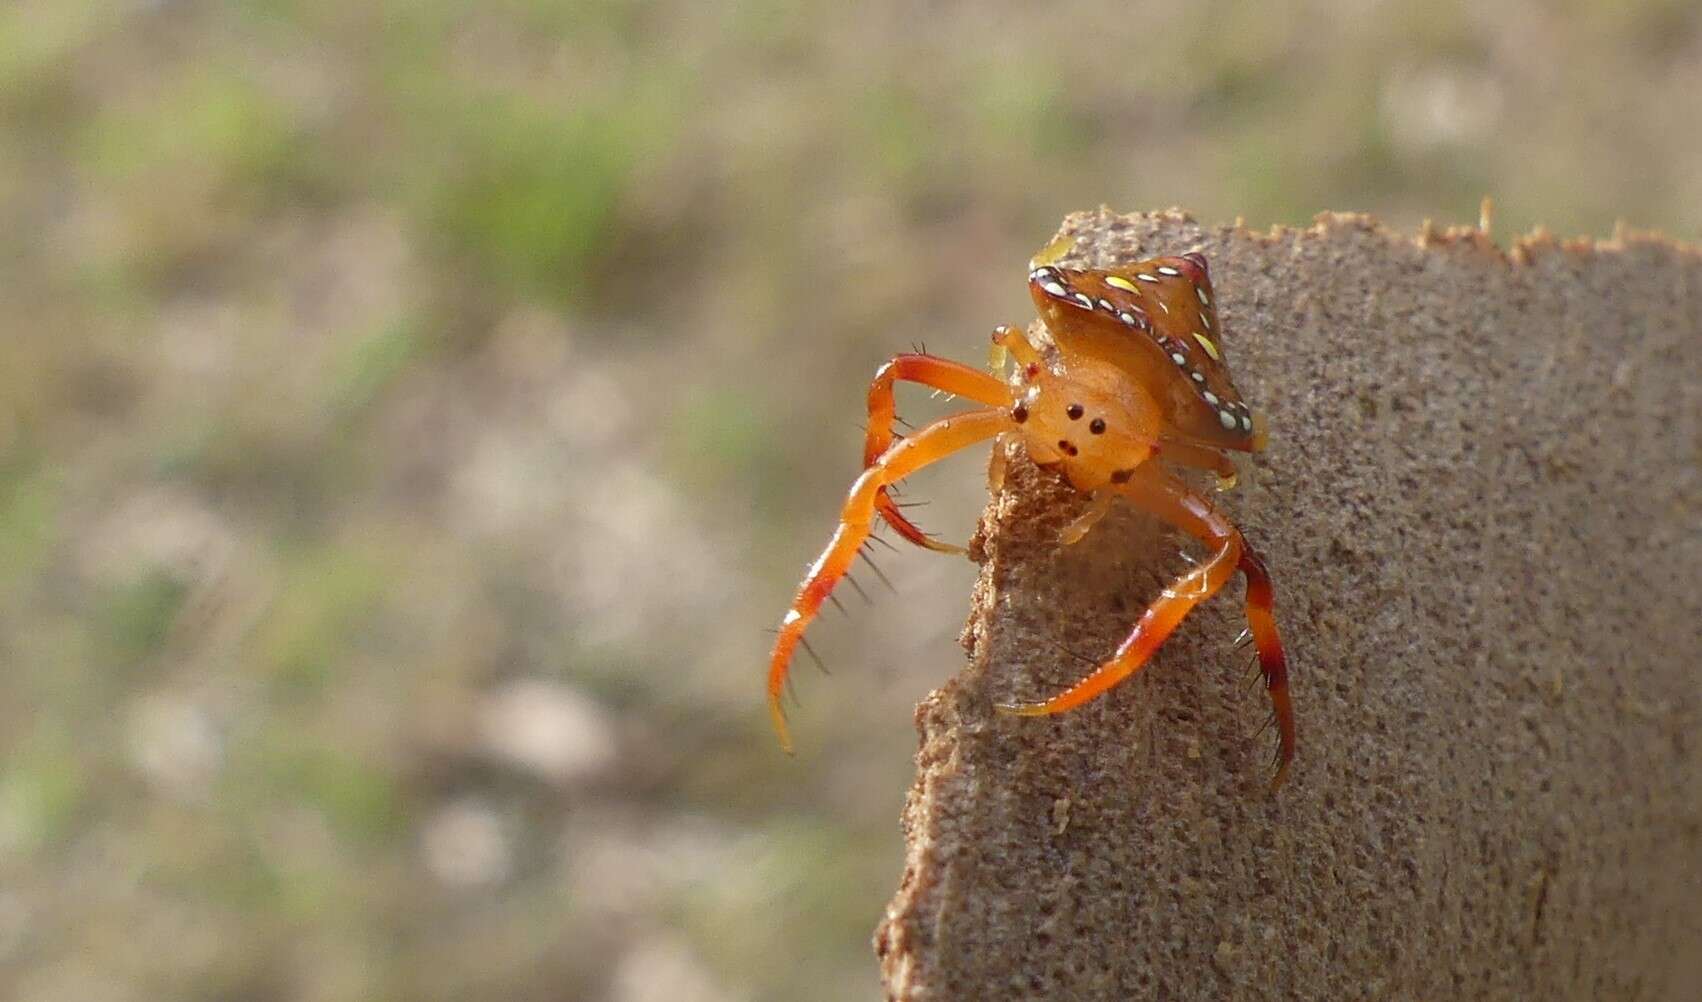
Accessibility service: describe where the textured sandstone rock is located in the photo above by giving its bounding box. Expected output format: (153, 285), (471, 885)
(875, 209), (1702, 1000)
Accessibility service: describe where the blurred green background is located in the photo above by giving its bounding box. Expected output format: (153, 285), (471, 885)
(1, 1), (1698, 999)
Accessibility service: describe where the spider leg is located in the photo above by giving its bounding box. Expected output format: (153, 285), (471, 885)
(999, 464), (1295, 790)
(769, 408), (1007, 752)
(1236, 543), (1294, 788)
(861, 352), (1011, 554)
(998, 467), (1240, 717)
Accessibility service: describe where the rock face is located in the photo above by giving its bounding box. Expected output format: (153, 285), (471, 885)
(875, 209), (1702, 1000)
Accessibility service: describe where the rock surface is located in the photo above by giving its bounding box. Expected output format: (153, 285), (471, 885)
(875, 209), (1702, 1000)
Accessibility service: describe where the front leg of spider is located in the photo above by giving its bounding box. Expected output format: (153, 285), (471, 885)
(856, 324), (1047, 551)
(767, 407), (1009, 752)
(858, 351), (1010, 553)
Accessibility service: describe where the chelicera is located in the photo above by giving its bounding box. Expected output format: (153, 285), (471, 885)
(766, 241), (1295, 789)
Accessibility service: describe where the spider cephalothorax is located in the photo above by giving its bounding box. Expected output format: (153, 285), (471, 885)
(766, 240), (1294, 790)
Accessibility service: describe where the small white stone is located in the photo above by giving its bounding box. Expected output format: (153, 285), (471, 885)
(125, 693), (223, 801)
(476, 679), (617, 787)
(422, 799), (511, 889)
(610, 935), (737, 1002)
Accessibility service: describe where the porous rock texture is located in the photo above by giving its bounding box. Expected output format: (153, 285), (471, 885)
(874, 209), (1702, 1000)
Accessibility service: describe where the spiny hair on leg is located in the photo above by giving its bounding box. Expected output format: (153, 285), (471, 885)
(858, 544), (898, 593)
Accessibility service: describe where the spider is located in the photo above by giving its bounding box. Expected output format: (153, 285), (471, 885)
(765, 240), (1295, 789)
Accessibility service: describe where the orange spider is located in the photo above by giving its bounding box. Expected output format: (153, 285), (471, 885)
(766, 242), (1295, 789)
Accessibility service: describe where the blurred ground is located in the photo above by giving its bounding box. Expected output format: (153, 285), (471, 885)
(0, 2), (1697, 1000)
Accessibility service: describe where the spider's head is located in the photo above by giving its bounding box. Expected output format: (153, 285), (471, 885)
(1013, 359), (1163, 492)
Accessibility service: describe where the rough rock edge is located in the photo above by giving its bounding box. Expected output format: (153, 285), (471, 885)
(874, 207), (1702, 1000)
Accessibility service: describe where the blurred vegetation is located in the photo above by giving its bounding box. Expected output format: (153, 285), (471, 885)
(0, 1), (1697, 999)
